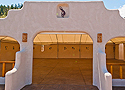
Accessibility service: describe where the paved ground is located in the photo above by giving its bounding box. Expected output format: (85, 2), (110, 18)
(21, 84), (98, 90)
(32, 58), (93, 85)
(22, 58), (96, 90)
(0, 85), (4, 90)
(1, 58), (125, 90)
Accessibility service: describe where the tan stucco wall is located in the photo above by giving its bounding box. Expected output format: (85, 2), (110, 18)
(33, 44), (57, 58)
(0, 42), (120, 60)
(105, 44), (115, 59)
(0, 42), (20, 61)
(115, 44), (119, 59)
(105, 44), (121, 60)
(81, 44), (93, 58)
(33, 44), (93, 58)
(0, 42), (117, 59)
(124, 44), (125, 61)
(58, 44), (79, 58)
(0, 42), (118, 59)
(119, 43), (124, 60)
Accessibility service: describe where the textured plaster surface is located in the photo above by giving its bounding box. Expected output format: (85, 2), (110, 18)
(0, 1), (125, 90)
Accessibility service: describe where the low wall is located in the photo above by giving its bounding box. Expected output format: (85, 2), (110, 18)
(5, 49), (30, 90)
(97, 49), (112, 90)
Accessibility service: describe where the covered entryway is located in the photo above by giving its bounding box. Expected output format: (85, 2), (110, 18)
(22, 32), (98, 89)
(106, 37), (125, 87)
(0, 36), (20, 88)
(0, 36), (20, 76)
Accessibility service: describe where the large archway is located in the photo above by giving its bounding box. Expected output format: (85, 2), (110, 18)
(31, 32), (95, 89)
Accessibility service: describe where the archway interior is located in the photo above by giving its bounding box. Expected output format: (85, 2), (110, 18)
(106, 37), (125, 79)
(33, 32), (93, 86)
(0, 36), (20, 77)
(33, 32), (93, 58)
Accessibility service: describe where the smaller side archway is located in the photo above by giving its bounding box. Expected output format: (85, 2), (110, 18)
(0, 36), (20, 84)
(105, 36), (125, 86)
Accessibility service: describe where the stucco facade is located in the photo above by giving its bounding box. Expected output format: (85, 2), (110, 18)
(0, 1), (125, 90)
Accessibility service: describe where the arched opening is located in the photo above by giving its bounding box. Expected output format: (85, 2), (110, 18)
(31, 32), (95, 89)
(106, 37), (125, 83)
(0, 36), (20, 81)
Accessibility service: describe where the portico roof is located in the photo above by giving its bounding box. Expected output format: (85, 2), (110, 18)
(0, 33), (125, 44)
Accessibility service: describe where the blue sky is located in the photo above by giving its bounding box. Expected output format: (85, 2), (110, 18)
(0, 0), (124, 9)
(0, 0), (125, 17)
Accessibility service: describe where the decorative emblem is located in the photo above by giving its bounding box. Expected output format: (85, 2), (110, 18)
(22, 33), (27, 42)
(57, 3), (69, 18)
(97, 33), (102, 43)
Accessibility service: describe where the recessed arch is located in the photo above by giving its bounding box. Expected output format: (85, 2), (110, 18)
(105, 36), (125, 46)
(32, 31), (94, 86)
(32, 31), (94, 43)
(0, 35), (20, 83)
(105, 36), (125, 86)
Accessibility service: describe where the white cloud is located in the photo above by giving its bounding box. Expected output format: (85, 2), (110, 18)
(119, 5), (125, 18)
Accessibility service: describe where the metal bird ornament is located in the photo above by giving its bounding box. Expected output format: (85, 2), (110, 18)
(59, 6), (66, 18)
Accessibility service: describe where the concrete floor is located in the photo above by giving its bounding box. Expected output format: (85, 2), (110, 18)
(22, 58), (97, 90)
(1, 58), (125, 90)
(32, 58), (93, 85)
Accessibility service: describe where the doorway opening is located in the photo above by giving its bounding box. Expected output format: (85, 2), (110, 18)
(32, 32), (93, 87)
(0, 36), (20, 77)
(106, 37), (125, 79)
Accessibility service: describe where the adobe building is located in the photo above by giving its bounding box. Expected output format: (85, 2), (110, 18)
(0, 1), (125, 90)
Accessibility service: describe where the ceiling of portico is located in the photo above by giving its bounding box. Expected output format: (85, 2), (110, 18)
(0, 33), (125, 45)
(33, 33), (93, 45)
